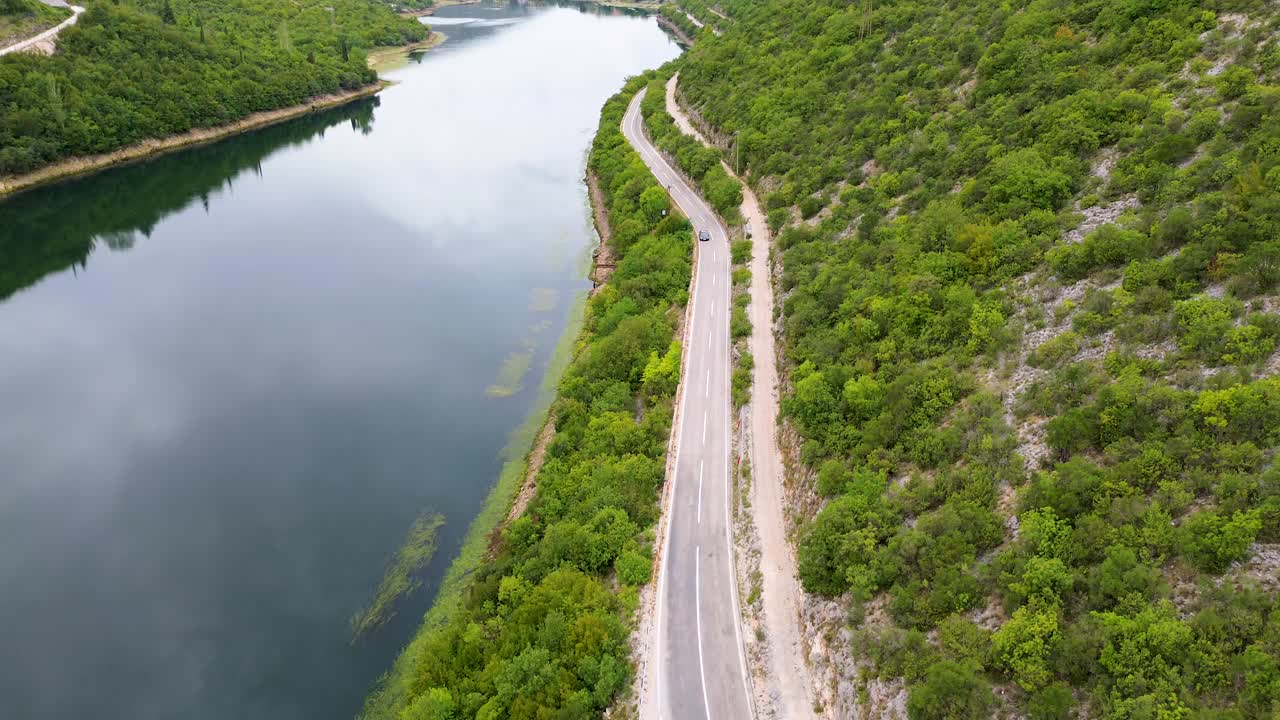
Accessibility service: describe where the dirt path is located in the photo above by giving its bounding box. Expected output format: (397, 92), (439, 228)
(667, 72), (817, 720)
(0, 3), (82, 57)
(681, 10), (723, 37)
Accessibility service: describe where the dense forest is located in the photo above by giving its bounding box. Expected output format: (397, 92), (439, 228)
(672, 0), (1280, 717)
(360, 73), (691, 720)
(0, 0), (422, 176)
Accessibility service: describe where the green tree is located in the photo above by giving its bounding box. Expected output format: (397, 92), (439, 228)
(992, 604), (1061, 692)
(401, 688), (456, 720)
(638, 186), (669, 225)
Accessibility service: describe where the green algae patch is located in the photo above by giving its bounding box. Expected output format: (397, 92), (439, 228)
(350, 511), (446, 641)
(485, 348), (534, 398)
(529, 287), (559, 313)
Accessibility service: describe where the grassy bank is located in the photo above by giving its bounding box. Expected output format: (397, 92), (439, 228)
(360, 71), (696, 720)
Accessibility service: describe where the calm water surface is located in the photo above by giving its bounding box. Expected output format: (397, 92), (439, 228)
(0, 5), (678, 718)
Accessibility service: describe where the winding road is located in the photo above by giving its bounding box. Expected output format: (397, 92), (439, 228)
(623, 88), (754, 720)
(665, 73), (817, 719)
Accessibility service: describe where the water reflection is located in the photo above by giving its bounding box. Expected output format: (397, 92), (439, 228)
(0, 99), (378, 303)
(0, 5), (678, 719)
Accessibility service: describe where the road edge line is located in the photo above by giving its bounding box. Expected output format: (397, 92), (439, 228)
(630, 86), (703, 720)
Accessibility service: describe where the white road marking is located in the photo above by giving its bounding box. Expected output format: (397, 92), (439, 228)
(695, 549), (712, 720)
(625, 87), (755, 720)
(697, 461), (704, 523)
(705, 368), (710, 397)
(702, 410), (707, 443)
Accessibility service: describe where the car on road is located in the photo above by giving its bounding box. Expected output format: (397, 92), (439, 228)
(698, 229), (712, 242)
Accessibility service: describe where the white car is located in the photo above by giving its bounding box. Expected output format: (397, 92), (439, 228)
(698, 229), (712, 242)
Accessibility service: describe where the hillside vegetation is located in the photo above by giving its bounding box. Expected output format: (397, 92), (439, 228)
(0, 0), (423, 176)
(674, 0), (1280, 717)
(359, 74), (691, 720)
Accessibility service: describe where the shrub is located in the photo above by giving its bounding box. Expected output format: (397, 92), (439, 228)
(1026, 682), (1074, 720)
(730, 304), (751, 339)
(1175, 295), (1242, 361)
(1180, 509), (1262, 573)
(614, 548), (651, 586)
(906, 660), (996, 720)
(982, 149), (1073, 218)
(1029, 332), (1081, 368)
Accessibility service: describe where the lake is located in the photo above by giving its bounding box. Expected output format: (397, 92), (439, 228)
(0, 4), (679, 718)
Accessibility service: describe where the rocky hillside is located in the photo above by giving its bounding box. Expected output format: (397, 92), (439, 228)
(675, 0), (1280, 717)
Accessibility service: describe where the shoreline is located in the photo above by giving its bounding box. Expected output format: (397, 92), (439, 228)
(585, 168), (616, 288)
(367, 30), (447, 72)
(0, 82), (388, 200)
(561, 0), (665, 10)
(359, 266), (592, 720)
(397, 0), (481, 17)
(656, 14), (696, 46)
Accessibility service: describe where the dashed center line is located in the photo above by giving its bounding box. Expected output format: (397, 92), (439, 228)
(695, 548), (712, 720)
(697, 460), (704, 523)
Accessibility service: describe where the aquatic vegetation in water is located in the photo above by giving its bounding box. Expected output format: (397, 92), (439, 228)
(350, 511), (445, 641)
(485, 346), (534, 398)
(528, 287), (559, 313)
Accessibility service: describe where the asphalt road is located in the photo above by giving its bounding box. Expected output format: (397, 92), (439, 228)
(622, 88), (754, 720)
